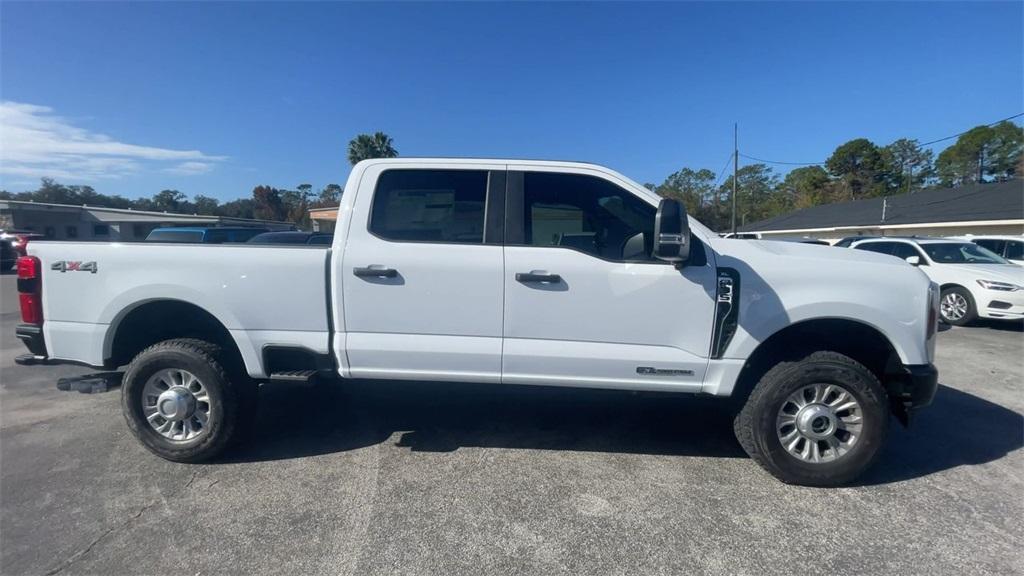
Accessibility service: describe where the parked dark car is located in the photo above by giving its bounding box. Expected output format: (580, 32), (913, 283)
(1, 238), (18, 270)
(246, 231), (333, 245)
(145, 227), (270, 243)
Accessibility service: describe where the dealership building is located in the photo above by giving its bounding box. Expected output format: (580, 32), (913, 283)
(739, 180), (1024, 242)
(0, 200), (292, 241)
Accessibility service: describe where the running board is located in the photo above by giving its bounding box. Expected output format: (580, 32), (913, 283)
(267, 370), (319, 384)
(56, 373), (122, 394)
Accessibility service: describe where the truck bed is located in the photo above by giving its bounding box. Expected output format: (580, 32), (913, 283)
(28, 242), (332, 377)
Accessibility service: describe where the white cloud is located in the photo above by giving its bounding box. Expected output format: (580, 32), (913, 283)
(0, 101), (226, 181)
(164, 161), (216, 175)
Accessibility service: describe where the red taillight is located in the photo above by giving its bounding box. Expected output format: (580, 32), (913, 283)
(17, 256), (39, 279)
(16, 256), (42, 325)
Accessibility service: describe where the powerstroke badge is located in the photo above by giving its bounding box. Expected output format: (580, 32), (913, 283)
(636, 367), (694, 377)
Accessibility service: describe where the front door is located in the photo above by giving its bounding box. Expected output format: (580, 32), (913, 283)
(342, 164), (506, 382)
(501, 167), (717, 391)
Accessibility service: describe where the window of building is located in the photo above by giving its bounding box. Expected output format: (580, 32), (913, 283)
(369, 169), (488, 244)
(133, 224), (146, 239)
(520, 172), (655, 262)
(93, 224), (110, 236)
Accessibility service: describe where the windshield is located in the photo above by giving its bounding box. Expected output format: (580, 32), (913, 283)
(922, 242), (1010, 265)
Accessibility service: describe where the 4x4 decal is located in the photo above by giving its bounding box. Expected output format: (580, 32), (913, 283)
(51, 261), (98, 274)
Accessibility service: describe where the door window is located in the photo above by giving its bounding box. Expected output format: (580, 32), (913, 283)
(973, 239), (1005, 255)
(1004, 240), (1023, 260)
(370, 169), (488, 244)
(520, 172), (655, 262)
(889, 242), (925, 262)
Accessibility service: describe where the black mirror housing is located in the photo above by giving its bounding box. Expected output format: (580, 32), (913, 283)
(653, 198), (691, 265)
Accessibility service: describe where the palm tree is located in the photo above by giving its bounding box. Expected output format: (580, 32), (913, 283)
(347, 132), (398, 165)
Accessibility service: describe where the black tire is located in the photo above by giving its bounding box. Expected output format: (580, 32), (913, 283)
(939, 286), (976, 326)
(734, 351), (889, 487)
(121, 338), (253, 463)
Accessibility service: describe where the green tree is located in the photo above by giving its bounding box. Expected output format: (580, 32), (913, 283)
(883, 138), (934, 192)
(316, 183), (343, 206)
(347, 132), (398, 165)
(825, 139), (888, 199)
(778, 165), (832, 209)
(252, 185), (287, 221)
(654, 168), (716, 215)
(218, 198), (255, 219)
(152, 189), (186, 212)
(719, 164), (782, 228)
(193, 195), (220, 215)
(935, 121), (1024, 186)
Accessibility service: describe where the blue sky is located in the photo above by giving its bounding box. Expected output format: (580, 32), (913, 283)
(1, 1), (1022, 200)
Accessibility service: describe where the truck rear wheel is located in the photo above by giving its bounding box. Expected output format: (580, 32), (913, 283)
(734, 351), (888, 487)
(121, 338), (252, 463)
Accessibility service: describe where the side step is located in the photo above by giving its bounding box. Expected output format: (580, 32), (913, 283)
(267, 370), (319, 385)
(56, 372), (122, 394)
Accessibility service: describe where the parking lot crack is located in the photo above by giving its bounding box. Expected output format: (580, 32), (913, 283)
(42, 470), (202, 575)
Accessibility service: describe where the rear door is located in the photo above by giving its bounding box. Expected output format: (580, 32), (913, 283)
(501, 167), (717, 391)
(341, 164), (507, 382)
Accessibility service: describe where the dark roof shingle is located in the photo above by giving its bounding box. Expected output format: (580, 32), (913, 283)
(741, 179), (1024, 232)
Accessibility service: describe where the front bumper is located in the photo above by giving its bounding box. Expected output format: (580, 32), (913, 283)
(886, 363), (938, 423)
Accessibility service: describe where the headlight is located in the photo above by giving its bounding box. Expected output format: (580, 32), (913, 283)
(976, 279), (1022, 291)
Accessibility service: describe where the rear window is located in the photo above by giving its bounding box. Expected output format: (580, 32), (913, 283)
(369, 169), (487, 244)
(854, 242), (894, 255)
(146, 229), (204, 243)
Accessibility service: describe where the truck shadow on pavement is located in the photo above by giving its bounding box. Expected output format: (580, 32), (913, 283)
(228, 380), (746, 463)
(858, 383), (1024, 485)
(227, 379), (1022, 486)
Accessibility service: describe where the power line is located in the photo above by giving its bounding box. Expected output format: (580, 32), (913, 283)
(738, 153), (821, 166)
(918, 112), (1023, 147)
(712, 151), (735, 188)
(740, 111), (1024, 167)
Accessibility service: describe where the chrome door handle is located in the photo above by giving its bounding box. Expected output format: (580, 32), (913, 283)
(353, 266), (398, 279)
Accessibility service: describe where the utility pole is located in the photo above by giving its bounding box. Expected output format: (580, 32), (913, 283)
(731, 123), (738, 235)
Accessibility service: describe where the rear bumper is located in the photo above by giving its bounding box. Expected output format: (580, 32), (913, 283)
(15, 324), (46, 357)
(887, 363), (938, 422)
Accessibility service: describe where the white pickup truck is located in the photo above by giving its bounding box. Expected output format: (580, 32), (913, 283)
(15, 158), (939, 486)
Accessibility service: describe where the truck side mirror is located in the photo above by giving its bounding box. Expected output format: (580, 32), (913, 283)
(653, 198), (690, 265)
(905, 255), (921, 266)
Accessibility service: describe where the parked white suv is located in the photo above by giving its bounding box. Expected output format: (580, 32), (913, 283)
(851, 237), (1024, 325)
(956, 235), (1024, 266)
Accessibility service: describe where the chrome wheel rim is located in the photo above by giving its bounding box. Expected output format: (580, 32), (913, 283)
(142, 369), (211, 442)
(776, 383), (862, 464)
(940, 293), (968, 322)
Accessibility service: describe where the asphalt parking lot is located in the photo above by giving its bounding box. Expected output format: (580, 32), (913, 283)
(1, 272), (1022, 576)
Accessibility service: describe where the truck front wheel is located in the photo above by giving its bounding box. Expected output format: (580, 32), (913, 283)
(121, 338), (252, 463)
(734, 351), (888, 486)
